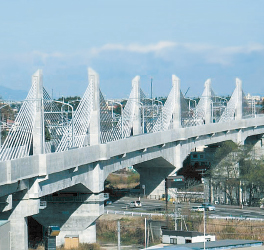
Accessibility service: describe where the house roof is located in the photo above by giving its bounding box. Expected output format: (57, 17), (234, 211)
(162, 230), (207, 237)
(146, 239), (263, 250)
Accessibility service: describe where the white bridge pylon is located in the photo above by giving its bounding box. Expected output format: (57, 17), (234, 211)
(0, 70), (44, 161)
(0, 69), (255, 161)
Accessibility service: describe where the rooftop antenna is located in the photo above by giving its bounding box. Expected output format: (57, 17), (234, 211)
(150, 77), (153, 99)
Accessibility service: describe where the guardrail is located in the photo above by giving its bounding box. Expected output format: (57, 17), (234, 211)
(209, 215), (264, 221)
(105, 210), (264, 222)
(105, 209), (166, 218)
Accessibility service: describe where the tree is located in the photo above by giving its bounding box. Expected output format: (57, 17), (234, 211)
(239, 145), (264, 206)
(113, 100), (127, 115)
(45, 125), (51, 141)
(260, 99), (264, 114)
(0, 104), (16, 121)
(177, 164), (201, 189)
(209, 141), (264, 206)
(209, 141), (240, 205)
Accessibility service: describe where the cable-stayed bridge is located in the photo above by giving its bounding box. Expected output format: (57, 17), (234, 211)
(0, 68), (264, 249)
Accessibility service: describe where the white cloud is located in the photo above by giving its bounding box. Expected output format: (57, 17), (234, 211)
(180, 43), (264, 55)
(31, 51), (64, 60)
(1, 41), (264, 68)
(205, 44), (264, 65)
(89, 41), (264, 66)
(7, 51), (65, 66)
(90, 41), (177, 55)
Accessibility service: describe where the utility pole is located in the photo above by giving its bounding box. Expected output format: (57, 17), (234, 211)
(203, 171), (206, 250)
(165, 178), (169, 228)
(174, 188), (178, 230)
(203, 209), (206, 250)
(145, 218), (147, 248)
(117, 220), (121, 250)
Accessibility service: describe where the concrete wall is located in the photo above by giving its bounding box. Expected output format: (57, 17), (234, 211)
(58, 222), (96, 246)
(0, 220), (10, 250)
(193, 235), (215, 243)
(33, 194), (103, 246)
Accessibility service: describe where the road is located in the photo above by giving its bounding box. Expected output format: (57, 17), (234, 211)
(105, 196), (264, 220)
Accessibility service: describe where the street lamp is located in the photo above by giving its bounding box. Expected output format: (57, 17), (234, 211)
(109, 100), (123, 139)
(211, 96), (228, 123)
(69, 99), (81, 111)
(142, 98), (159, 133)
(61, 102), (74, 148)
(153, 99), (164, 129)
(51, 100), (75, 148)
(184, 97), (197, 115)
(154, 99), (163, 109)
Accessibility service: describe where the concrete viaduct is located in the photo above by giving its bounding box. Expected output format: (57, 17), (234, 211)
(0, 68), (264, 249)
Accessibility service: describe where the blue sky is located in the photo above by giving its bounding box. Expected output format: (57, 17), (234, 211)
(0, 0), (264, 100)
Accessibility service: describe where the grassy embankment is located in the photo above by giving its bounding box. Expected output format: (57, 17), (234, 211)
(97, 215), (264, 247)
(105, 169), (140, 190)
(97, 216), (147, 247)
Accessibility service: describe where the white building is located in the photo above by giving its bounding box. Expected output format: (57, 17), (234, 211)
(162, 230), (215, 245)
(246, 93), (261, 102)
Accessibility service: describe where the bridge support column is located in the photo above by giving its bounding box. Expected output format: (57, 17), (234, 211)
(33, 193), (103, 247)
(132, 76), (141, 135)
(134, 158), (176, 198)
(245, 135), (264, 158)
(89, 68), (100, 145)
(174, 142), (183, 170)
(236, 129), (245, 145)
(9, 216), (28, 250)
(90, 162), (104, 193)
(235, 78), (243, 120)
(172, 75), (181, 129)
(0, 191), (40, 250)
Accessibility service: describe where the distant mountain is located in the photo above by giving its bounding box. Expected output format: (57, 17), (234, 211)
(0, 85), (28, 101)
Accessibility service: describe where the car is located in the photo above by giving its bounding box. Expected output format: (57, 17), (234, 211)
(202, 203), (215, 211)
(129, 200), (142, 208)
(104, 200), (112, 206)
(190, 206), (204, 212)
